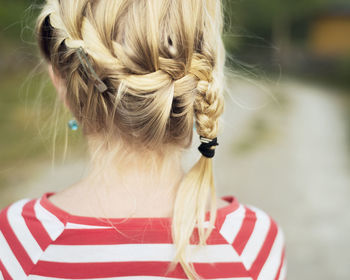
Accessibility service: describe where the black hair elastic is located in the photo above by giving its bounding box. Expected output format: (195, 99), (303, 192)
(198, 136), (219, 158)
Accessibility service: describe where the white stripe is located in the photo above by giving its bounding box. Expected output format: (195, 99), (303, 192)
(34, 199), (65, 240)
(240, 206), (271, 270)
(278, 257), (287, 280)
(214, 277), (252, 280)
(219, 204), (246, 244)
(28, 276), (252, 280)
(0, 270), (4, 280)
(40, 243), (241, 263)
(257, 227), (284, 280)
(195, 220), (213, 228)
(65, 221), (211, 230)
(27, 277), (187, 280)
(7, 199), (43, 263)
(66, 222), (112, 229)
(0, 230), (27, 279)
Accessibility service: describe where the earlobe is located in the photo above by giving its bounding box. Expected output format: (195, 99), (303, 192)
(48, 64), (68, 107)
(48, 64), (59, 89)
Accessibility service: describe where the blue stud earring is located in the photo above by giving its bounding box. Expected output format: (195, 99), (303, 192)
(68, 119), (79, 131)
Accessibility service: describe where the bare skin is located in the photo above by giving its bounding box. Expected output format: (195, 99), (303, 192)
(48, 180), (230, 219)
(48, 65), (230, 220)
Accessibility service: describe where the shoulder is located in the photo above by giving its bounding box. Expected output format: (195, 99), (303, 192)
(219, 199), (287, 280)
(0, 195), (65, 278)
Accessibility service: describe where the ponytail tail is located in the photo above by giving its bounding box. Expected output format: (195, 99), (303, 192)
(167, 155), (218, 279)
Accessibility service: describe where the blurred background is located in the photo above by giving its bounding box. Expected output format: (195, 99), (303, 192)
(0, 0), (349, 279)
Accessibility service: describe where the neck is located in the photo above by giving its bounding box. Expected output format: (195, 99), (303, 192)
(73, 138), (186, 217)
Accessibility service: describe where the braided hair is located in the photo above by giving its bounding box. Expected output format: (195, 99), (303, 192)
(36, 0), (226, 278)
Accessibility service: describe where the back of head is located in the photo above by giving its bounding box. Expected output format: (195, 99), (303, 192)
(36, 0), (226, 278)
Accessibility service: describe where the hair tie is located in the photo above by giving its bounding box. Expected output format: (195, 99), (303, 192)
(198, 136), (218, 158)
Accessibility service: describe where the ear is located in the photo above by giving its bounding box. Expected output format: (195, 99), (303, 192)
(48, 64), (68, 107)
(48, 64), (59, 89)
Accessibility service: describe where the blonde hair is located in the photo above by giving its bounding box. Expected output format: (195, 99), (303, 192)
(36, 0), (225, 278)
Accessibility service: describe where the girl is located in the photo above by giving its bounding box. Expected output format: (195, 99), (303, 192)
(0, 0), (286, 279)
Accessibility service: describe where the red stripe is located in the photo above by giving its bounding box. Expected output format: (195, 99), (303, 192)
(249, 217), (278, 279)
(191, 227), (230, 245)
(216, 196), (240, 231)
(22, 200), (52, 251)
(0, 205), (34, 274)
(54, 227), (228, 245)
(274, 246), (286, 280)
(31, 261), (249, 278)
(0, 259), (12, 280)
(54, 228), (172, 245)
(233, 206), (257, 255)
(194, 262), (249, 278)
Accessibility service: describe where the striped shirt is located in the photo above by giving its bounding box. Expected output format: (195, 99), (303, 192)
(0, 192), (286, 280)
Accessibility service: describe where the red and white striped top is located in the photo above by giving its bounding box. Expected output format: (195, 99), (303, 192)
(0, 192), (286, 280)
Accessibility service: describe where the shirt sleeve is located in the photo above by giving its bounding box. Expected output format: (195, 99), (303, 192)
(0, 197), (65, 279)
(219, 203), (287, 280)
(243, 205), (287, 280)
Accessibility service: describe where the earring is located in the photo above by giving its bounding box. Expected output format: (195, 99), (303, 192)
(68, 119), (79, 131)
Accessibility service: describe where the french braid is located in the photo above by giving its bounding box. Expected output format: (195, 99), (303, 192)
(36, 0), (226, 279)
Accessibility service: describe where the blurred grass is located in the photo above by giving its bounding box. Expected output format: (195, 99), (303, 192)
(0, 67), (86, 189)
(342, 92), (350, 157)
(231, 86), (291, 155)
(0, 0), (86, 190)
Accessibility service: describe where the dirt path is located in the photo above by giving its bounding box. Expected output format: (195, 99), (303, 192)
(215, 78), (350, 280)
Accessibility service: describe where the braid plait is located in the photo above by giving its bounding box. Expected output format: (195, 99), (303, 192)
(49, 10), (126, 74)
(38, 0), (224, 147)
(193, 74), (224, 140)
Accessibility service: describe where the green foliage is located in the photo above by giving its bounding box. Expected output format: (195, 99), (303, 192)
(336, 54), (350, 88)
(0, 1), (37, 42)
(231, 0), (330, 31)
(0, 1), (81, 190)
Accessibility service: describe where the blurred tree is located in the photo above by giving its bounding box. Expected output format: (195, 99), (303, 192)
(230, 0), (332, 64)
(225, 0), (350, 67)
